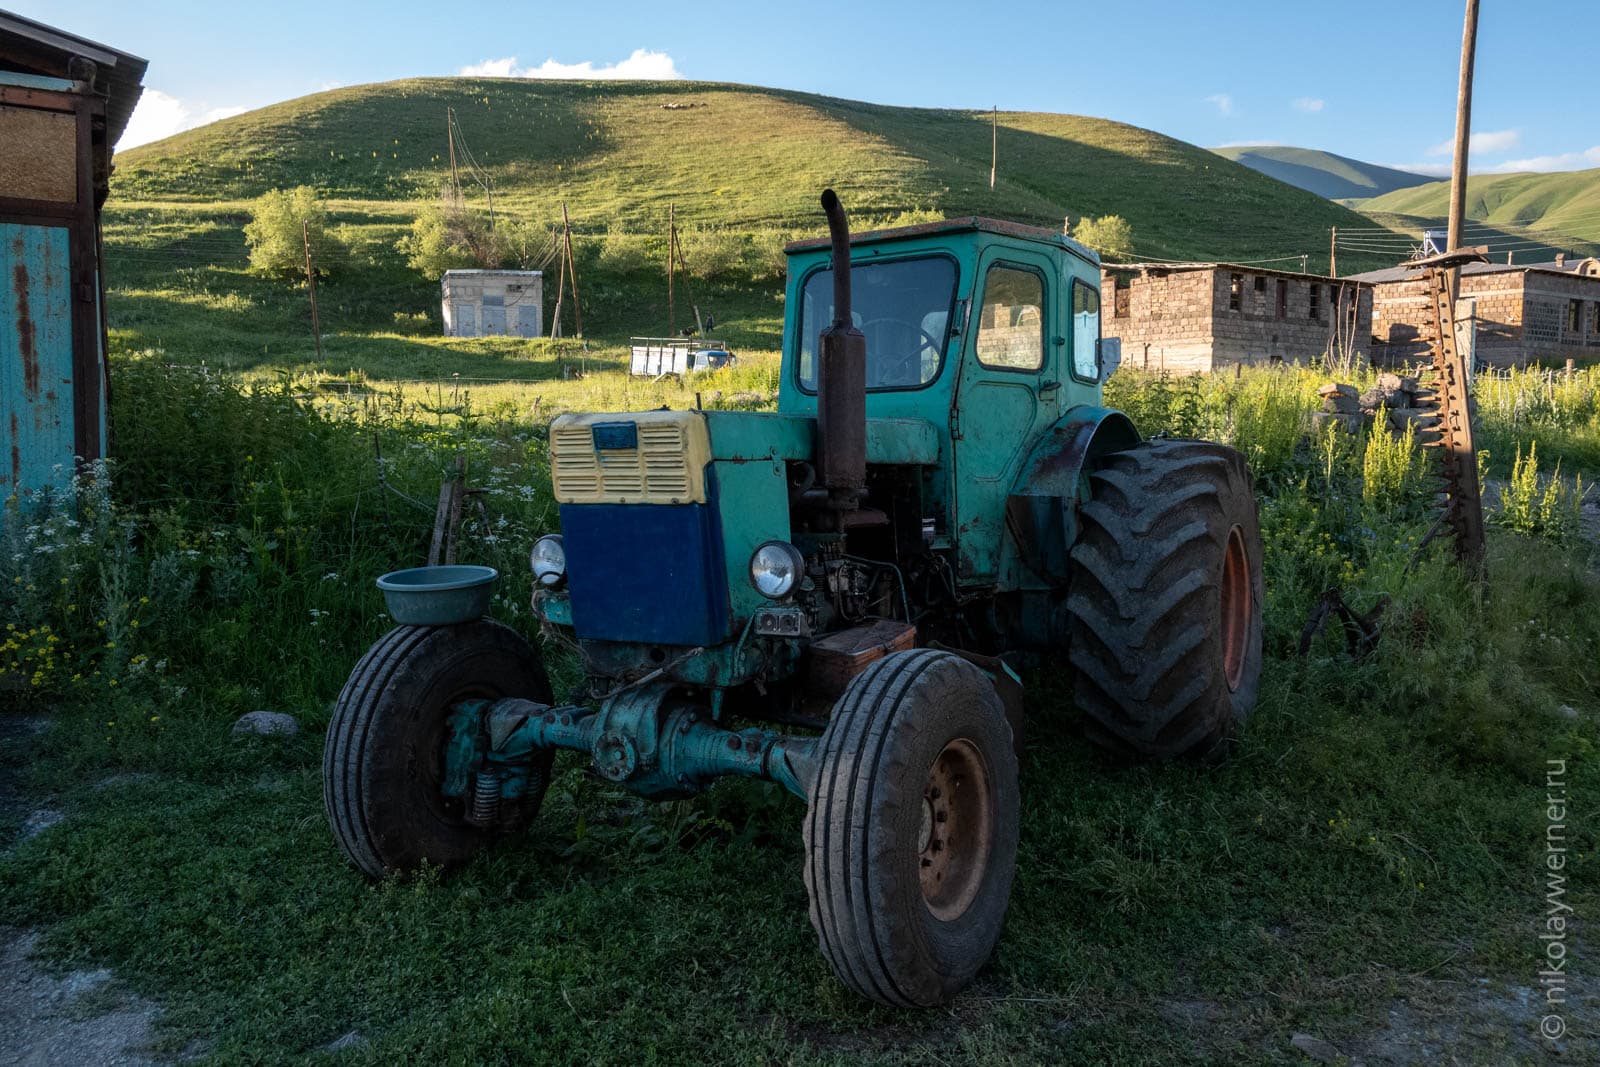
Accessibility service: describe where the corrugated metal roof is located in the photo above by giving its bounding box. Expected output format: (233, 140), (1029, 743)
(1348, 259), (1600, 285)
(0, 10), (147, 147)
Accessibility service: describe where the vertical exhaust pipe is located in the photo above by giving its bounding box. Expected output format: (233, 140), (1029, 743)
(816, 189), (866, 503)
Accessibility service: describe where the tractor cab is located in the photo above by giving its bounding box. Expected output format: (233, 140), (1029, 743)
(779, 218), (1123, 587)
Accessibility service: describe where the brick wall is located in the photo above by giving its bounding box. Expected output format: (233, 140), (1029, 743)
(1102, 267), (1373, 372)
(1372, 269), (1600, 366)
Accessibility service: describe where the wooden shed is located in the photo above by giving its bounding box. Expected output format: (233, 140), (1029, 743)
(1, 13), (145, 502)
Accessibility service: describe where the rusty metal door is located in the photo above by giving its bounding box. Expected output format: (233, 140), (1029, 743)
(1, 223), (75, 497)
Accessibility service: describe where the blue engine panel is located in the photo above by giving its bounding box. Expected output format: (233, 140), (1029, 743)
(560, 491), (730, 647)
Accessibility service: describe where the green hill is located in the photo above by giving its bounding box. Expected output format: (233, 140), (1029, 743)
(115, 78), (1392, 266)
(1211, 145), (1434, 201)
(1358, 167), (1600, 246)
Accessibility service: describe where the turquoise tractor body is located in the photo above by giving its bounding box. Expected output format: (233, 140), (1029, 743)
(451, 217), (1141, 800)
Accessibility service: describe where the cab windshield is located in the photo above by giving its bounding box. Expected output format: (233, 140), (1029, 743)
(797, 256), (957, 390)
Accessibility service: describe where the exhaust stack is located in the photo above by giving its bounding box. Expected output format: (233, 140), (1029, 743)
(815, 189), (867, 503)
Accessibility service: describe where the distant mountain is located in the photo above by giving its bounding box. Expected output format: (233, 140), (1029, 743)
(1212, 146), (1436, 201)
(1359, 168), (1600, 247)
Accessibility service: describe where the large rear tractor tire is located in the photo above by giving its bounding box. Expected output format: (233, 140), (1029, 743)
(803, 650), (1020, 1007)
(323, 619), (556, 878)
(1066, 439), (1264, 759)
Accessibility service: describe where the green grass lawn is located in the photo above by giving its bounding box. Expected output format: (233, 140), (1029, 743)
(2, 352), (1597, 1063)
(111, 77), (1407, 272)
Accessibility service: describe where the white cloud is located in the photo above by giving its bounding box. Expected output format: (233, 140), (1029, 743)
(1427, 128), (1521, 157)
(1204, 93), (1234, 116)
(1292, 97), (1325, 113)
(1480, 146), (1600, 173)
(1215, 141), (1273, 149)
(458, 49), (683, 80)
(119, 89), (247, 149)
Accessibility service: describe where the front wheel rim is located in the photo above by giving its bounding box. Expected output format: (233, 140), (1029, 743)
(1220, 524), (1252, 692)
(918, 738), (994, 922)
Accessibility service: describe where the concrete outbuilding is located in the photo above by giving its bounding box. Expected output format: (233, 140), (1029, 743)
(1, 12), (145, 501)
(441, 270), (543, 338)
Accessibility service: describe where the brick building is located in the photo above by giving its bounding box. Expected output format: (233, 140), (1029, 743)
(1100, 263), (1374, 373)
(1351, 257), (1600, 367)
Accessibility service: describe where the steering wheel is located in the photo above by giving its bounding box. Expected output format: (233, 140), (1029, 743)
(860, 319), (943, 385)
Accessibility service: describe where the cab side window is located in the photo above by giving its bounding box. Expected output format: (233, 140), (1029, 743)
(975, 265), (1045, 371)
(1071, 280), (1100, 382)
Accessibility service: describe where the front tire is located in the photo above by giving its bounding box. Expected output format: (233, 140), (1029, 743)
(1066, 439), (1264, 758)
(803, 650), (1020, 1007)
(323, 619), (556, 878)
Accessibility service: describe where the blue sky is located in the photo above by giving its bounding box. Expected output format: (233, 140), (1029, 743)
(20, 0), (1600, 173)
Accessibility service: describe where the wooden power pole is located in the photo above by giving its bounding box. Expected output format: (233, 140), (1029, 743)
(447, 108), (460, 203)
(1445, 0), (1480, 297)
(562, 202), (582, 338)
(1329, 226), (1337, 277)
(989, 106), (997, 190)
(302, 219), (323, 362)
(667, 203), (676, 337)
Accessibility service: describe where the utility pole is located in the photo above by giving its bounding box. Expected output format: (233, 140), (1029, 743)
(1329, 226), (1337, 277)
(550, 237), (566, 340)
(989, 105), (997, 190)
(447, 107), (460, 203)
(1445, 0), (1480, 299)
(562, 202), (582, 338)
(667, 203), (676, 337)
(302, 219), (323, 362)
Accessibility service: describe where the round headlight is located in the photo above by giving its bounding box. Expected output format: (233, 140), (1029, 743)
(530, 534), (566, 588)
(749, 541), (804, 599)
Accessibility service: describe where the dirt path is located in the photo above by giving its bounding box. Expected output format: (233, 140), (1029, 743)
(0, 716), (168, 1065)
(0, 928), (163, 1066)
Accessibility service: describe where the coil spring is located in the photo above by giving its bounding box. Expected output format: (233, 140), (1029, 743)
(471, 773), (501, 825)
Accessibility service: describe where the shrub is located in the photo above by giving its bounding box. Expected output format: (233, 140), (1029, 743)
(1071, 215), (1134, 258)
(677, 227), (746, 281)
(1493, 441), (1587, 542)
(399, 197), (552, 279)
(243, 186), (347, 279)
(398, 196), (489, 279)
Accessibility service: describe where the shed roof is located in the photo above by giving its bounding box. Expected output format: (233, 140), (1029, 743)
(1101, 261), (1371, 286)
(0, 10), (147, 146)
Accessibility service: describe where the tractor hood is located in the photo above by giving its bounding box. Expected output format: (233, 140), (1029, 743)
(549, 409), (940, 507)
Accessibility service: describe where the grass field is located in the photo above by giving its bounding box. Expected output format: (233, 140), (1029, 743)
(2, 350), (1597, 1063)
(111, 77), (1406, 271)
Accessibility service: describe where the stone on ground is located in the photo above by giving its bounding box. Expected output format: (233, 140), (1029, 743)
(231, 711), (299, 738)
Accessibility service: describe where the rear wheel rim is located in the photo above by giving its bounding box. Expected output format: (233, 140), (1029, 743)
(918, 738), (994, 922)
(1220, 525), (1252, 692)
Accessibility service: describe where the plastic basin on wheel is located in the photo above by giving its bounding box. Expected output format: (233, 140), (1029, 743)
(376, 565), (499, 625)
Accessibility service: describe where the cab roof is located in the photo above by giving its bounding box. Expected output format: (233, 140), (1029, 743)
(785, 216), (1100, 267)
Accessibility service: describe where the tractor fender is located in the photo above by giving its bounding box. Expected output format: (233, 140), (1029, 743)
(1004, 405), (1141, 584)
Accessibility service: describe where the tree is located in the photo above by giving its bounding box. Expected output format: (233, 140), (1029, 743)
(397, 196), (547, 280)
(1070, 215), (1135, 259)
(243, 187), (346, 279)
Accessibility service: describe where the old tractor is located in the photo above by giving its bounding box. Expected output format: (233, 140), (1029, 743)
(324, 192), (1264, 1008)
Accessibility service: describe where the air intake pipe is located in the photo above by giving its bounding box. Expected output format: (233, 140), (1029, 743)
(815, 189), (867, 504)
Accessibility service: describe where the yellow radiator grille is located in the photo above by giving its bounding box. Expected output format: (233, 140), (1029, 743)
(549, 411), (710, 504)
